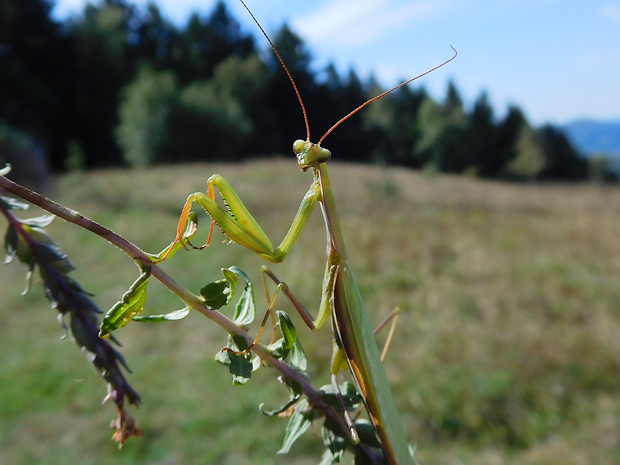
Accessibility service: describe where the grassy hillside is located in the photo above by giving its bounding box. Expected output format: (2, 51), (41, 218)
(1, 160), (619, 465)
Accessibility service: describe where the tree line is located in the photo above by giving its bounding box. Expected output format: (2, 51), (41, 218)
(0, 0), (605, 181)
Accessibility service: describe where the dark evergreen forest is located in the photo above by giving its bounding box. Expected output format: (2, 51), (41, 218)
(0, 0), (600, 181)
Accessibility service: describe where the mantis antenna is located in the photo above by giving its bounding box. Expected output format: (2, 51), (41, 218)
(238, 0), (312, 142)
(318, 45), (458, 145)
(238, 0), (457, 147)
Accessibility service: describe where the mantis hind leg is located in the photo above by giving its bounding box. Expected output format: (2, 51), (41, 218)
(374, 307), (401, 362)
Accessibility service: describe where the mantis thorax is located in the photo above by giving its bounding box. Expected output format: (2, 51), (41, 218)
(293, 139), (332, 171)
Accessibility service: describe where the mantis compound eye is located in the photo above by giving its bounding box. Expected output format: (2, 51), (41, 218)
(318, 147), (332, 162)
(293, 139), (305, 154)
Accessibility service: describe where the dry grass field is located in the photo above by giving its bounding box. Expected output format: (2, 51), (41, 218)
(1, 160), (619, 464)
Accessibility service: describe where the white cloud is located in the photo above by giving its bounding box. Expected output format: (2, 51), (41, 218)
(291, 0), (460, 48)
(600, 4), (620, 24)
(290, 0), (388, 46)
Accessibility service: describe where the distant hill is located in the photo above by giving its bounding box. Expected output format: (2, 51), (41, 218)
(562, 119), (620, 156)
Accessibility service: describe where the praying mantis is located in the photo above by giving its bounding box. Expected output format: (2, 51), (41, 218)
(162, 2), (457, 463)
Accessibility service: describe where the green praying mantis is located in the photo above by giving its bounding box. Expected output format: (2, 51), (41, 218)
(160, 2), (457, 463)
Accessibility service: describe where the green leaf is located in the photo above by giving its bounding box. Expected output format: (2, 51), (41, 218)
(318, 449), (338, 465)
(268, 311), (296, 361)
(276, 399), (313, 455)
(200, 278), (232, 309)
(230, 333), (250, 352)
(227, 266), (255, 325)
(277, 311), (297, 350)
(200, 268), (241, 310)
(232, 282), (254, 325)
(208, 267), (260, 383)
(200, 267), (256, 321)
(215, 335), (238, 365)
(289, 340), (307, 371)
(353, 419), (381, 448)
(21, 269), (34, 295)
(215, 333), (262, 385)
(214, 348), (230, 366)
(355, 418), (381, 448)
(4, 225), (38, 268)
(132, 306), (190, 322)
(321, 421), (346, 460)
(270, 311), (307, 370)
(100, 268), (151, 337)
(226, 350), (253, 385)
(4, 225), (21, 264)
(261, 371), (308, 416)
(320, 382), (362, 411)
(22, 214), (55, 228)
(0, 195), (28, 210)
(267, 338), (286, 360)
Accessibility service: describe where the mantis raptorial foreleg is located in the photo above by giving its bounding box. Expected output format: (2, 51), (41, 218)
(167, 174), (321, 263)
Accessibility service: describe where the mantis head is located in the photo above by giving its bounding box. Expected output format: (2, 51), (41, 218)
(293, 139), (332, 171)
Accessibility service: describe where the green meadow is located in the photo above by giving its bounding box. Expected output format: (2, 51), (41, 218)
(1, 160), (619, 464)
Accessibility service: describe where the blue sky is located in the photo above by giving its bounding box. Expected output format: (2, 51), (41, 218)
(53, 0), (620, 125)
